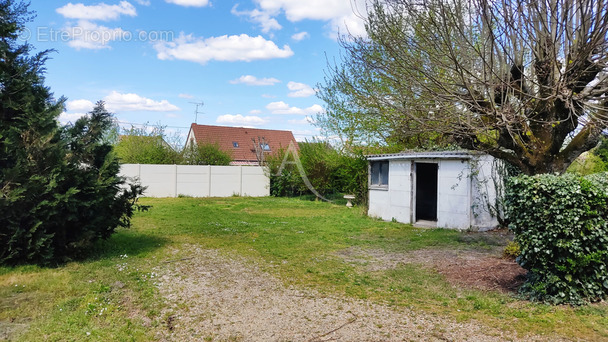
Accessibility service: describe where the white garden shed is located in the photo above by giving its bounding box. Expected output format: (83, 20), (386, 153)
(367, 151), (500, 230)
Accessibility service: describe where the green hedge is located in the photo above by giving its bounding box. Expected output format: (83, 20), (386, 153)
(505, 173), (608, 304)
(266, 142), (369, 205)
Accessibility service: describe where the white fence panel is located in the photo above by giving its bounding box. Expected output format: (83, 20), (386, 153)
(140, 164), (177, 197)
(176, 165), (211, 197)
(120, 164), (269, 198)
(210, 166), (241, 197)
(242, 166), (268, 196)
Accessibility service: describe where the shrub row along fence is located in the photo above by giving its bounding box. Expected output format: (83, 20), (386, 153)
(506, 172), (608, 305)
(265, 142), (369, 205)
(120, 164), (269, 198)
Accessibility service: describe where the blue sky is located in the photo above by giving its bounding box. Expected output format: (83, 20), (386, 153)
(22, 0), (367, 143)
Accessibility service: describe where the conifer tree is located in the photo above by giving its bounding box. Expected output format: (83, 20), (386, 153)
(0, 0), (144, 264)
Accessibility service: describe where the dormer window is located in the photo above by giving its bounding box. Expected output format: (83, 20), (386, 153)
(232, 142), (239, 148)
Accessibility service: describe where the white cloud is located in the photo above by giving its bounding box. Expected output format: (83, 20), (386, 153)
(165, 0), (210, 7)
(230, 75), (280, 86)
(231, 5), (282, 33)
(165, 0), (209, 7)
(287, 81), (315, 97)
(135, 0), (151, 5)
(56, 1), (137, 21)
(288, 117), (315, 125)
(66, 99), (95, 112)
(331, 11), (367, 38)
(104, 91), (180, 112)
(266, 101), (324, 115)
(291, 31), (309, 41)
(305, 104), (325, 115)
(66, 92), (180, 114)
(154, 33), (294, 64)
(293, 128), (321, 135)
(261, 94), (276, 98)
(266, 101), (291, 113)
(178, 93), (195, 99)
(249, 109), (263, 115)
(58, 112), (88, 124)
(216, 114), (266, 126)
(63, 20), (127, 50)
(251, 0), (367, 38)
(292, 128), (323, 142)
(254, 0), (361, 21)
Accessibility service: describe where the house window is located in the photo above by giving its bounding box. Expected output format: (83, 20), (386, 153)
(232, 142), (239, 148)
(370, 161), (389, 187)
(260, 143), (271, 151)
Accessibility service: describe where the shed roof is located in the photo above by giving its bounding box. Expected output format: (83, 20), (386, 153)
(186, 123), (298, 163)
(366, 150), (484, 161)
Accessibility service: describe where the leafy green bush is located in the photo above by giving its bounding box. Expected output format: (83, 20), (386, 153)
(333, 151), (369, 206)
(594, 136), (608, 164)
(298, 141), (340, 194)
(265, 141), (368, 204)
(267, 156), (304, 197)
(114, 125), (182, 164)
(587, 172), (608, 189)
(505, 173), (608, 304)
(503, 241), (520, 259)
(183, 142), (232, 165)
(567, 152), (608, 175)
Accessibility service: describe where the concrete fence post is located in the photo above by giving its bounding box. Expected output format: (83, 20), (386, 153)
(208, 165), (212, 197)
(174, 164), (178, 197)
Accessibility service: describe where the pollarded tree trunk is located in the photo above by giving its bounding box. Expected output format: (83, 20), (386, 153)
(320, 0), (608, 175)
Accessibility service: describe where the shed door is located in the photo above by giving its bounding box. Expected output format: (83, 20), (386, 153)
(415, 162), (438, 221)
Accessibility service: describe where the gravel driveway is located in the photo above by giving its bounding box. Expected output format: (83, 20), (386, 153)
(154, 246), (556, 342)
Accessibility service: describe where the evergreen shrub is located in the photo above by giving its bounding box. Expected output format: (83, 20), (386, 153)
(505, 173), (608, 304)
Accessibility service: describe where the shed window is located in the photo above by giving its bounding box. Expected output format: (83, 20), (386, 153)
(370, 161), (389, 187)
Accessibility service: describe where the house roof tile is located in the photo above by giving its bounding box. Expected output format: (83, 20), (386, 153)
(187, 123), (298, 163)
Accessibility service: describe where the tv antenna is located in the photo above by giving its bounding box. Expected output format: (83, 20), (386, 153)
(189, 101), (204, 123)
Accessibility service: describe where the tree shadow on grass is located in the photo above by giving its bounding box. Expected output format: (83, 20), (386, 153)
(75, 229), (168, 263)
(0, 231), (167, 269)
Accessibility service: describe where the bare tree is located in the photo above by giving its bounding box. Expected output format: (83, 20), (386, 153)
(319, 0), (608, 174)
(252, 136), (268, 165)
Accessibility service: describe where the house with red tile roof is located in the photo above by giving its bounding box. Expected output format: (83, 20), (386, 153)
(185, 123), (298, 165)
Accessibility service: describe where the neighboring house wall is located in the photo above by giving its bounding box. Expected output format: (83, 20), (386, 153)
(120, 164), (269, 197)
(367, 152), (499, 230)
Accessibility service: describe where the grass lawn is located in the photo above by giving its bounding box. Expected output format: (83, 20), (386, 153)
(1, 197), (608, 340)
